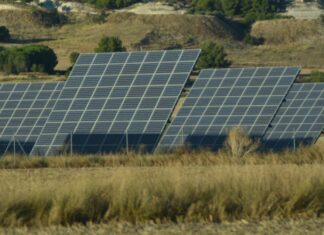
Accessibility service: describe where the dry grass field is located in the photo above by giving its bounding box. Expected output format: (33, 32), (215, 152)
(0, 164), (323, 224)
(0, 130), (322, 235)
(0, 144), (323, 169)
(1, 218), (324, 234)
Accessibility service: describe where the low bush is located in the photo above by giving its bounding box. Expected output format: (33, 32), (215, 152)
(197, 41), (231, 69)
(307, 71), (324, 83)
(31, 9), (68, 27)
(95, 36), (126, 53)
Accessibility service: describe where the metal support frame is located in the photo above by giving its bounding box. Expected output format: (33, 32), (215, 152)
(70, 132), (73, 156)
(293, 128), (296, 152)
(125, 129), (129, 154)
(3, 135), (27, 158)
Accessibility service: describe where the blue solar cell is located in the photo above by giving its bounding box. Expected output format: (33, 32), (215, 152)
(93, 53), (111, 64)
(128, 52), (146, 63)
(145, 51), (164, 62)
(71, 66), (89, 76)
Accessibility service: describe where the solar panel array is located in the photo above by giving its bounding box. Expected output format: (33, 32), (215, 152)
(158, 67), (299, 151)
(263, 83), (324, 149)
(0, 49), (321, 156)
(0, 82), (63, 155)
(30, 49), (201, 156)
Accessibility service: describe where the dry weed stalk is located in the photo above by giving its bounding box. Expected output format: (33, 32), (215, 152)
(225, 127), (260, 158)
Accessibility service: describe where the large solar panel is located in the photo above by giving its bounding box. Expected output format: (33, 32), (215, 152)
(30, 49), (200, 156)
(158, 67), (299, 151)
(0, 82), (63, 155)
(263, 83), (324, 150)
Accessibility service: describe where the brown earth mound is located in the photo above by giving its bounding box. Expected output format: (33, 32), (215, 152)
(0, 8), (53, 39)
(108, 13), (236, 40)
(251, 19), (323, 44)
(43, 13), (239, 69)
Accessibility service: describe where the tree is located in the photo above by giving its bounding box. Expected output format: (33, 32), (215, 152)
(197, 41), (231, 69)
(221, 0), (240, 16)
(0, 26), (10, 42)
(95, 36), (126, 53)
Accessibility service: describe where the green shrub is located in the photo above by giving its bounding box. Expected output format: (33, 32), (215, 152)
(0, 26), (10, 42)
(197, 41), (231, 69)
(31, 9), (68, 27)
(307, 71), (324, 83)
(91, 10), (108, 23)
(243, 34), (264, 45)
(0, 45), (57, 74)
(95, 36), (126, 53)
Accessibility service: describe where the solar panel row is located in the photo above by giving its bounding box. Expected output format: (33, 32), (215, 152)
(157, 67), (300, 151)
(0, 82), (63, 155)
(263, 83), (324, 150)
(30, 50), (201, 156)
(0, 50), (322, 156)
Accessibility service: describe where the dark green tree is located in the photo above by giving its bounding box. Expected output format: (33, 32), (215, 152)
(95, 36), (126, 53)
(197, 41), (231, 69)
(0, 26), (10, 42)
(221, 0), (240, 16)
(0, 45), (57, 74)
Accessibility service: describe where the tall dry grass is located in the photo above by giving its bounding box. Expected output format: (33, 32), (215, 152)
(0, 144), (323, 169)
(0, 165), (323, 226)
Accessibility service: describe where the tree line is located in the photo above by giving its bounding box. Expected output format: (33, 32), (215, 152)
(81, 0), (143, 9)
(189, 0), (288, 23)
(79, 0), (288, 23)
(0, 45), (57, 74)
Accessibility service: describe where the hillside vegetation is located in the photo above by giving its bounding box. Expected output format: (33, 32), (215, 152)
(0, 2), (324, 74)
(1, 5), (324, 71)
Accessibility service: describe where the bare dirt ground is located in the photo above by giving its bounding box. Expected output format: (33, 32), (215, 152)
(0, 4), (22, 11)
(285, 2), (324, 20)
(118, 2), (186, 15)
(2, 218), (324, 235)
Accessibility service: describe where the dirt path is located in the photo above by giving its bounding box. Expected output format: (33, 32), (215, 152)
(2, 218), (324, 234)
(118, 2), (186, 15)
(0, 4), (22, 11)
